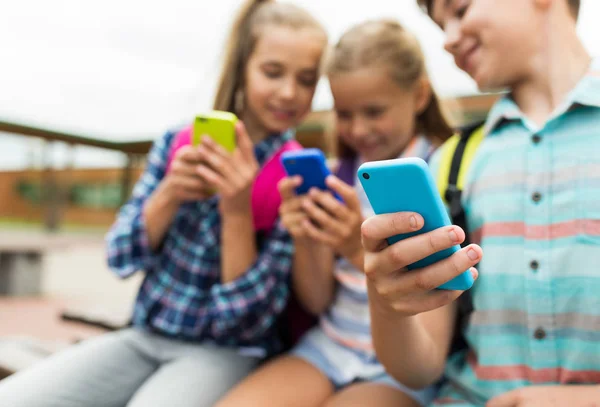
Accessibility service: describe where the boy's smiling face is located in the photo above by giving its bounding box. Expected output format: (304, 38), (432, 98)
(429, 0), (547, 91)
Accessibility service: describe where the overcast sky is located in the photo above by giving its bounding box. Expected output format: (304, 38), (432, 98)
(1, 0), (599, 169)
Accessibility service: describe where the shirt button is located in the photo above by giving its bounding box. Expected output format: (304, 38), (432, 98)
(530, 260), (539, 271)
(532, 192), (542, 203)
(534, 327), (547, 340)
(532, 134), (542, 144)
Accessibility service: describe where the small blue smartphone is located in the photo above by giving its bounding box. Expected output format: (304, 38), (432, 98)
(281, 149), (340, 198)
(357, 157), (474, 291)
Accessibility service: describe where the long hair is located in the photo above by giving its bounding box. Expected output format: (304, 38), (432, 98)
(212, 0), (327, 115)
(327, 19), (453, 159)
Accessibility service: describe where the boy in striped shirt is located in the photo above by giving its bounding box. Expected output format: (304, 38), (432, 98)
(361, 0), (600, 405)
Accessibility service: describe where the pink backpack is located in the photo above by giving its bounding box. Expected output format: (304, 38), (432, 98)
(166, 125), (302, 232)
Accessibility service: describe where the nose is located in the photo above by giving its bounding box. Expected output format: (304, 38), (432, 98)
(443, 19), (461, 55)
(350, 117), (369, 140)
(279, 78), (297, 101)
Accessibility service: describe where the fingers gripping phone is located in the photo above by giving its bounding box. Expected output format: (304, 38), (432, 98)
(281, 149), (341, 200)
(192, 111), (238, 151)
(357, 157), (474, 291)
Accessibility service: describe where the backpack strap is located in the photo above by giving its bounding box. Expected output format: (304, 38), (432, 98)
(437, 121), (485, 354)
(438, 122), (486, 247)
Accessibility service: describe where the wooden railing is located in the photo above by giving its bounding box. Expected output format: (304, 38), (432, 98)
(0, 119), (153, 231)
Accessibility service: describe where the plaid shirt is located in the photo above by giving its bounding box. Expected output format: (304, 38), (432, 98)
(106, 129), (295, 356)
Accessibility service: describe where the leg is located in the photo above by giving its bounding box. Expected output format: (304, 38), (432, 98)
(216, 356), (335, 407)
(0, 329), (158, 407)
(324, 382), (421, 407)
(127, 343), (258, 407)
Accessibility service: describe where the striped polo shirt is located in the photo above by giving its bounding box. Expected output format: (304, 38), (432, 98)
(430, 58), (600, 406)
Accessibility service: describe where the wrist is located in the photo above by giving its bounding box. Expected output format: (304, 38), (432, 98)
(294, 236), (318, 250)
(221, 206), (253, 223)
(147, 182), (181, 214)
(219, 194), (252, 216)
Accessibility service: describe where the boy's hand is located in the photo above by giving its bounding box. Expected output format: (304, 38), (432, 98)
(278, 176), (310, 240)
(486, 385), (600, 407)
(300, 175), (363, 265)
(195, 121), (258, 215)
(361, 212), (482, 316)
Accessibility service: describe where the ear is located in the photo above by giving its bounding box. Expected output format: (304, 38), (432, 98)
(414, 77), (432, 116)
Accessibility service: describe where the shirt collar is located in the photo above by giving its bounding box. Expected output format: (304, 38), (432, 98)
(254, 129), (294, 166)
(568, 56), (600, 109)
(482, 57), (600, 136)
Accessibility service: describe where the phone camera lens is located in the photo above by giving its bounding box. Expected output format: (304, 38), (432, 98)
(363, 173), (370, 180)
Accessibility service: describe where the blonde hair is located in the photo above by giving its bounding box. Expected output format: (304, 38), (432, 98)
(327, 20), (453, 157)
(213, 0), (327, 114)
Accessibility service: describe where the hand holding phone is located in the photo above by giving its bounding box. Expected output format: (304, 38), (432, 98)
(357, 158), (482, 315)
(163, 145), (213, 204)
(280, 149), (336, 195)
(301, 175), (364, 266)
(194, 114), (259, 214)
(279, 149), (363, 263)
(278, 176), (312, 240)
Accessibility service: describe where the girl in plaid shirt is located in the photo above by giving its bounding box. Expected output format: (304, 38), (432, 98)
(0, 1), (327, 406)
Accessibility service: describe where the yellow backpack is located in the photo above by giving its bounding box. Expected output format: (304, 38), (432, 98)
(436, 121), (486, 353)
(437, 122), (486, 246)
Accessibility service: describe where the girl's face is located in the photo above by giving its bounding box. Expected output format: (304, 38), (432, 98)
(330, 66), (431, 162)
(243, 25), (325, 136)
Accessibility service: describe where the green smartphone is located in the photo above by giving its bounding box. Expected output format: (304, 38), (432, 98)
(192, 111), (238, 152)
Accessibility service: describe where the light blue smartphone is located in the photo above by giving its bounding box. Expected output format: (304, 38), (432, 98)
(357, 157), (474, 291)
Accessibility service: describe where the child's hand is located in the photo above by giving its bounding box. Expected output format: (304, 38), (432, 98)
(278, 176), (310, 240)
(486, 385), (600, 407)
(361, 212), (482, 316)
(300, 175), (363, 265)
(163, 145), (213, 204)
(195, 121), (259, 215)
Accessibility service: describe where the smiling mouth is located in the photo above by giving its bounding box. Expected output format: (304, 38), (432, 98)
(357, 141), (380, 151)
(459, 44), (480, 74)
(269, 107), (296, 121)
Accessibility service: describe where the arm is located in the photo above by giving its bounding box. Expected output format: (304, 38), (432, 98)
(194, 121), (260, 284)
(292, 238), (336, 315)
(106, 132), (174, 278)
(143, 182), (182, 250)
(361, 212), (482, 389)
(369, 284), (457, 388)
(220, 210), (257, 284)
(106, 131), (212, 277)
(487, 385), (600, 407)
(281, 175), (364, 314)
(208, 220), (294, 340)
(277, 176), (337, 315)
